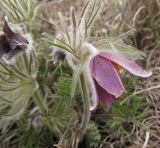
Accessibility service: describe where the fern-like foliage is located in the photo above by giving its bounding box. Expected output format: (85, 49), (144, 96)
(106, 98), (147, 138)
(46, 77), (74, 135)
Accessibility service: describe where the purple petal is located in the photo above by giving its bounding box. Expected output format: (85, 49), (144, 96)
(0, 35), (11, 57)
(100, 51), (152, 77)
(94, 79), (115, 109)
(8, 37), (28, 50)
(52, 50), (66, 64)
(90, 55), (125, 98)
(7, 32), (29, 50)
(3, 48), (22, 62)
(3, 16), (29, 50)
(85, 71), (98, 111)
(3, 16), (14, 36)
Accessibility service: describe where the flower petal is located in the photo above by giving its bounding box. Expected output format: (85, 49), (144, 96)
(7, 36), (29, 50)
(51, 50), (65, 64)
(2, 48), (22, 63)
(3, 16), (29, 50)
(0, 35), (11, 57)
(90, 55), (125, 98)
(3, 16), (13, 36)
(85, 72), (98, 111)
(100, 51), (152, 77)
(94, 79), (115, 109)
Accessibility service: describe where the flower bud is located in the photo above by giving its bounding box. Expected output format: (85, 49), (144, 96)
(0, 17), (29, 63)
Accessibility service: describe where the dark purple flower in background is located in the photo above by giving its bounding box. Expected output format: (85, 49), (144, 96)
(51, 50), (66, 64)
(0, 16), (29, 63)
(90, 51), (152, 110)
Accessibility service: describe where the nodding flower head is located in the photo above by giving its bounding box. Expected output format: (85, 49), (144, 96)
(0, 16), (29, 63)
(88, 49), (152, 110)
(51, 50), (66, 64)
(48, 0), (152, 111)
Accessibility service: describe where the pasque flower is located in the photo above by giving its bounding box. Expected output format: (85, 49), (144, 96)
(0, 16), (29, 63)
(47, 0), (152, 111)
(89, 50), (152, 110)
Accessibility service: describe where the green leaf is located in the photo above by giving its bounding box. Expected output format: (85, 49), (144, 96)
(97, 29), (146, 59)
(1, 0), (38, 23)
(98, 39), (145, 60)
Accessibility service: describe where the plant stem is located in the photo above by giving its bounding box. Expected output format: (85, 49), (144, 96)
(70, 73), (90, 148)
(79, 73), (91, 140)
(34, 90), (57, 134)
(33, 90), (48, 115)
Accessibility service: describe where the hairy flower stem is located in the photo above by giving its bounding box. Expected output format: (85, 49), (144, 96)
(58, 73), (91, 148)
(33, 90), (48, 115)
(33, 90), (58, 134)
(78, 73), (91, 143)
(33, 90), (49, 123)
